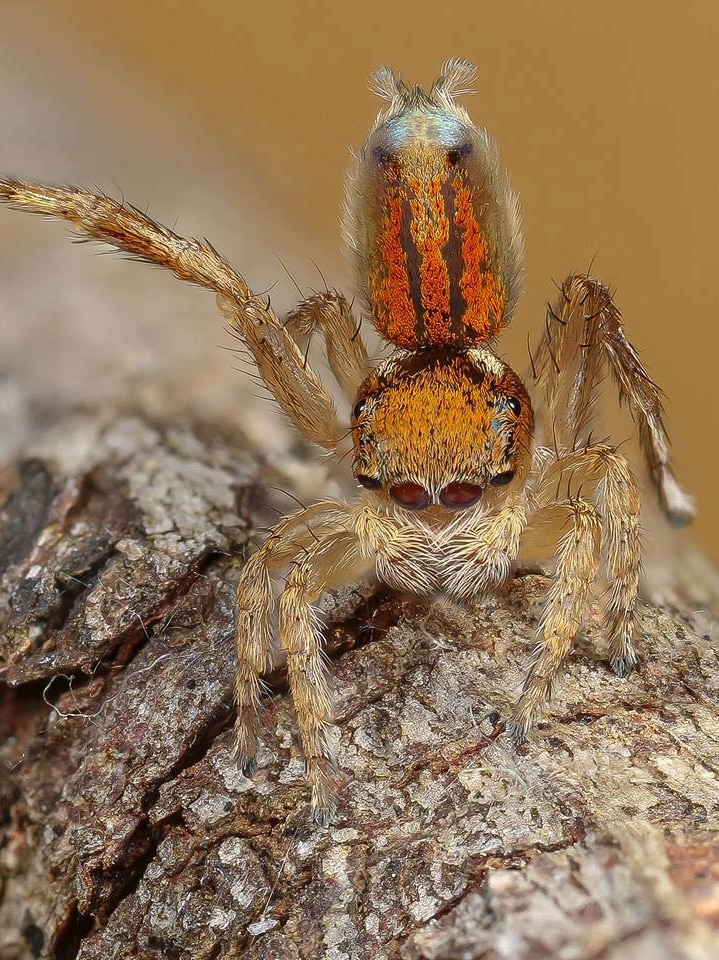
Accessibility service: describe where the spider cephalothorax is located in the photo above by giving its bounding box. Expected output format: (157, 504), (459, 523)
(0, 59), (695, 825)
(352, 348), (533, 509)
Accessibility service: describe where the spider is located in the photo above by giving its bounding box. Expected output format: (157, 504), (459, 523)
(0, 60), (694, 825)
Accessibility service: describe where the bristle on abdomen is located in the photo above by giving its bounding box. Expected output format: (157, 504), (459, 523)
(343, 60), (523, 350)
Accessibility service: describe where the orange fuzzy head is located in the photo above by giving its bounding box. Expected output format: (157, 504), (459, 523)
(343, 60), (523, 350)
(351, 349), (533, 511)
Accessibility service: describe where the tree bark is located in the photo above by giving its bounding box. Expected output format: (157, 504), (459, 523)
(0, 408), (718, 960)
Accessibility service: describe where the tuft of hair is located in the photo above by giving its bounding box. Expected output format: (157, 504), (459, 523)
(369, 65), (408, 103)
(368, 58), (477, 114)
(431, 58), (477, 102)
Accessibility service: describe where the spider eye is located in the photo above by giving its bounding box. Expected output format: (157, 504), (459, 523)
(446, 142), (473, 165)
(372, 145), (393, 166)
(353, 399), (366, 419)
(357, 474), (381, 490)
(389, 482), (431, 510)
(489, 470), (515, 487)
(506, 397), (521, 416)
(439, 482), (483, 508)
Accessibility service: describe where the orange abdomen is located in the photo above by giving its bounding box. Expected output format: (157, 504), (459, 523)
(369, 153), (506, 349)
(346, 102), (522, 351)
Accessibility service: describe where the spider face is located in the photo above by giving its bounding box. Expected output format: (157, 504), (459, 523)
(351, 347), (533, 510)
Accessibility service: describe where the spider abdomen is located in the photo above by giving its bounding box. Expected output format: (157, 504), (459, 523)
(344, 74), (524, 350)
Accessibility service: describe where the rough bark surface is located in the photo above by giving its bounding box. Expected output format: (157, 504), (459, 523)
(0, 409), (718, 960)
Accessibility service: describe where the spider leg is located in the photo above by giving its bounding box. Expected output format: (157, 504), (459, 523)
(285, 291), (371, 402)
(532, 274), (694, 526)
(510, 498), (602, 741)
(0, 177), (343, 449)
(235, 500), (354, 775)
(533, 444), (641, 675)
(279, 530), (374, 824)
(273, 499), (442, 822)
(216, 295), (340, 447)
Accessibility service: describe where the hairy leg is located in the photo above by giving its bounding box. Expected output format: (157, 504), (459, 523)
(239, 497), (436, 822)
(286, 291), (371, 402)
(532, 274), (694, 526)
(510, 498), (602, 740)
(533, 444), (641, 674)
(279, 531), (374, 824)
(235, 501), (354, 772)
(0, 178), (343, 449)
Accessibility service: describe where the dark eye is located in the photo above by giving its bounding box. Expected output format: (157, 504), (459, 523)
(389, 482), (431, 510)
(447, 142), (472, 165)
(507, 397), (521, 416)
(357, 474), (381, 490)
(439, 482), (483, 508)
(372, 145), (393, 166)
(353, 399), (366, 419)
(489, 470), (515, 487)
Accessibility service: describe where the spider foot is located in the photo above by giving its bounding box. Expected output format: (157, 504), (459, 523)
(508, 668), (551, 746)
(609, 653), (638, 679)
(308, 757), (339, 827)
(234, 711), (261, 776)
(506, 715), (530, 746)
(311, 799), (338, 828)
(234, 743), (259, 778)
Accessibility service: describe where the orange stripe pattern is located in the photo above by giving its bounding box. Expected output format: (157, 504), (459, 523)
(368, 152), (506, 349)
(409, 173), (451, 342)
(452, 173), (506, 343)
(370, 171), (416, 344)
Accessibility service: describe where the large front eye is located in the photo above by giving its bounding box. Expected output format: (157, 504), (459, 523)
(389, 482), (431, 510)
(439, 482), (483, 508)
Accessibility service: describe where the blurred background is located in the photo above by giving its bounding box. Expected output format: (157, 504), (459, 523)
(0, 0), (716, 565)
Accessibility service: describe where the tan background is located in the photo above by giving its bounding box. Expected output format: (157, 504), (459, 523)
(0, 0), (715, 563)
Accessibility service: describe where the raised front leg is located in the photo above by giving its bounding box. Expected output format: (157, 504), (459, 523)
(532, 275), (694, 526)
(0, 178), (344, 450)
